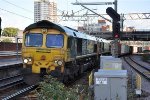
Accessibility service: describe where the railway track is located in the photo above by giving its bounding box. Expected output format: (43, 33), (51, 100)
(0, 61), (38, 100)
(0, 61), (23, 80)
(0, 73), (38, 100)
(1, 84), (37, 100)
(0, 74), (23, 90)
(124, 56), (150, 82)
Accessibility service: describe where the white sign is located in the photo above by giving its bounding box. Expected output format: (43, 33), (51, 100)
(96, 78), (107, 85)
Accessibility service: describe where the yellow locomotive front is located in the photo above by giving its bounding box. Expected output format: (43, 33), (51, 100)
(22, 22), (68, 82)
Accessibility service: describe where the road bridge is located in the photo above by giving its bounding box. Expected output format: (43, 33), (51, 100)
(89, 31), (150, 41)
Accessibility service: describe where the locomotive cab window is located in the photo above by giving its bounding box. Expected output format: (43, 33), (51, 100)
(25, 33), (43, 47)
(46, 34), (64, 48)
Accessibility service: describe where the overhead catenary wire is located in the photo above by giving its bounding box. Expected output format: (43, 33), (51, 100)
(0, 8), (33, 20)
(73, 0), (112, 22)
(1, 0), (33, 13)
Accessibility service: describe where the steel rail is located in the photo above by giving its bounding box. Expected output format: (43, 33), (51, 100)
(129, 56), (150, 72)
(124, 57), (150, 82)
(0, 74), (22, 81)
(2, 85), (38, 100)
(0, 78), (23, 90)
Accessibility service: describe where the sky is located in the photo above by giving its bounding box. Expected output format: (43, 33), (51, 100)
(0, 0), (150, 30)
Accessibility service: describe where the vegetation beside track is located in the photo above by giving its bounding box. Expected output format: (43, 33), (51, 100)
(36, 75), (89, 100)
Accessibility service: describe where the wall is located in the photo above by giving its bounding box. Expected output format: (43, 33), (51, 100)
(0, 42), (22, 51)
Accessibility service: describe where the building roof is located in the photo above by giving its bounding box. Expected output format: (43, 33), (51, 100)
(98, 20), (106, 23)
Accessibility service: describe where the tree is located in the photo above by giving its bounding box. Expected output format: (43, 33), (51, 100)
(2, 27), (19, 37)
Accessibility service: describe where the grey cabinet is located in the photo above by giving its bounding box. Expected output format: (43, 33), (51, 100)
(94, 70), (127, 100)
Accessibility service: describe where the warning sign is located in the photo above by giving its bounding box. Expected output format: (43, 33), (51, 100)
(96, 78), (107, 85)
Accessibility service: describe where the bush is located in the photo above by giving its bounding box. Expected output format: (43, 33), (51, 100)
(36, 75), (79, 100)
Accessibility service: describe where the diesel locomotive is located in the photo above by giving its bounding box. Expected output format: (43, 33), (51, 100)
(22, 20), (110, 84)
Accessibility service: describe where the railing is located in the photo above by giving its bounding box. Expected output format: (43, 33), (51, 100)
(89, 31), (150, 41)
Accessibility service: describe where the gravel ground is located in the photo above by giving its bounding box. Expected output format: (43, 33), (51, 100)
(122, 55), (150, 100)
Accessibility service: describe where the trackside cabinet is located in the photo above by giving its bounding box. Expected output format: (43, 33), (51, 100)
(94, 70), (127, 100)
(100, 56), (122, 70)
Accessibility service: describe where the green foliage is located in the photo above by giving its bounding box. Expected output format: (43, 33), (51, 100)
(1, 38), (12, 42)
(2, 27), (19, 37)
(36, 75), (79, 100)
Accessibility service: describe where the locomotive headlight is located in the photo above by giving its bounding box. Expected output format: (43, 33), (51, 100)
(28, 58), (32, 62)
(57, 60), (63, 66)
(23, 59), (28, 63)
(54, 60), (58, 63)
(23, 58), (32, 64)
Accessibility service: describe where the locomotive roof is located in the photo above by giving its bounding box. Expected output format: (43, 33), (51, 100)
(24, 20), (65, 33)
(24, 20), (97, 41)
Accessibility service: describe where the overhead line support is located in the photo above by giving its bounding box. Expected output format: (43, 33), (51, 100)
(72, 1), (113, 22)
(80, 5), (111, 22)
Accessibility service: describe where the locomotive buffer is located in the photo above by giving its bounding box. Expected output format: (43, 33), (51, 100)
(106, 7), (121, 58)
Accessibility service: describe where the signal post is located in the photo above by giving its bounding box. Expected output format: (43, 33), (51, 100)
(106, 7), (121, 58)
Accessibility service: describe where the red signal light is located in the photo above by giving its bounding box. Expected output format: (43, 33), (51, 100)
(113, 22), (120, 39)
(114, 34), (119, 38)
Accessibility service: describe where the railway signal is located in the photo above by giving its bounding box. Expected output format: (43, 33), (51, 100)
(106, 7), (121, 57)
(106, 7), (121, 39)
(113, 22), (120, 39)
(106, 7), (120, 22)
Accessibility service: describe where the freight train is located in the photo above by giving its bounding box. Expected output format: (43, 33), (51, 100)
(22, 20), (111, 84)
